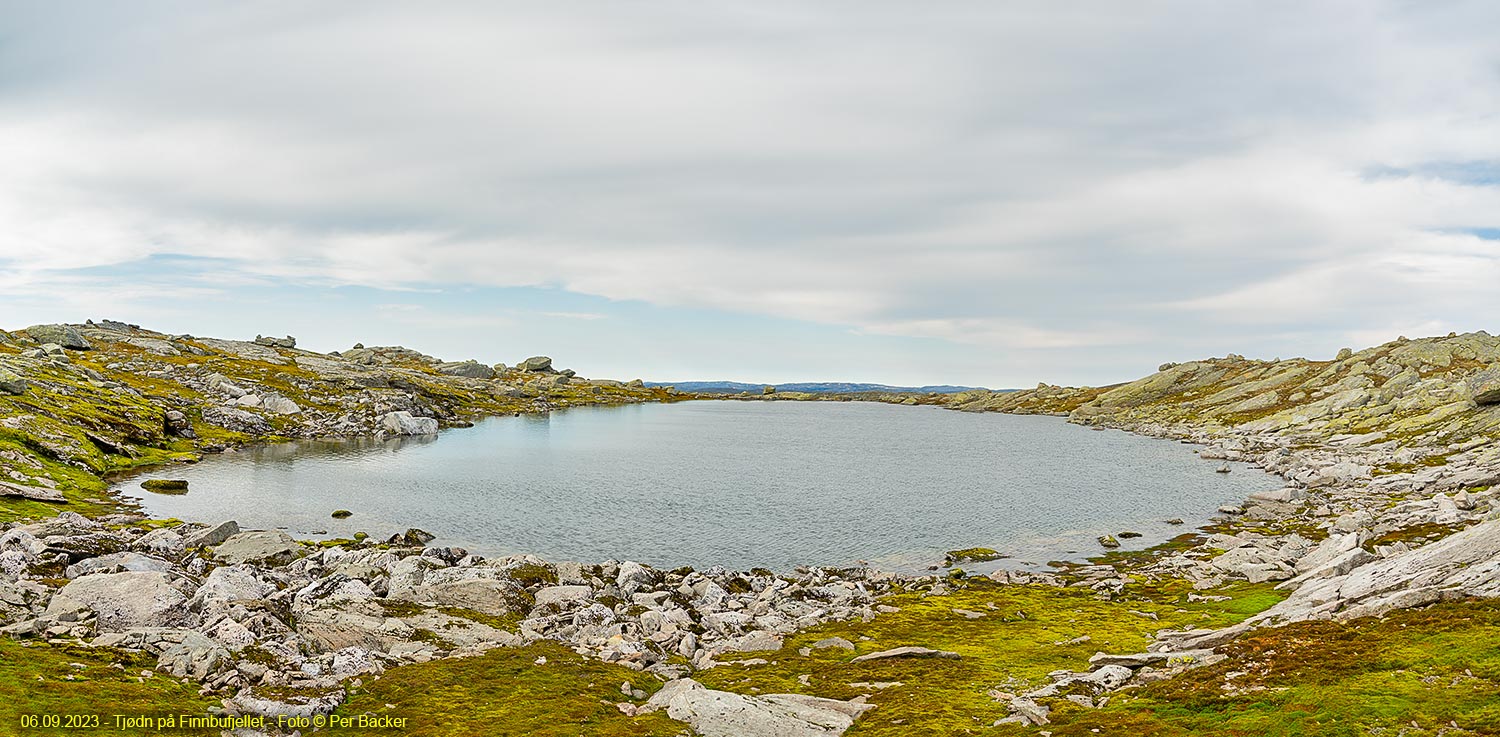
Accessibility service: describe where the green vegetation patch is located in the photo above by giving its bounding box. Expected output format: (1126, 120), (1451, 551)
(945, 547), (1007, 565)
(696, 577), (1283, 736)
(1040, 599), (1500, 736)
(339, 641), (685, 736)
(139, 479), (189, 494)
(0, 639), (216, 735)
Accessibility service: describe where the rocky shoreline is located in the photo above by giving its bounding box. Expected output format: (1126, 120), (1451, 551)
(3, 323), (1500, 734)
(0, 510), (907, 729)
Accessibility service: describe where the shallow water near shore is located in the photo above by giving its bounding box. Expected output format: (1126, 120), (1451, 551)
(119, 401), (1277, 571)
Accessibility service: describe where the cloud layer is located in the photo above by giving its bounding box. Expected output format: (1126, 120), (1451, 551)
(2, 1), (1499, 384)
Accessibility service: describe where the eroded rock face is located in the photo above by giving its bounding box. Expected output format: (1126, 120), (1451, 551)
(48, 572), (191, 632)
(642, 678), (875, 737)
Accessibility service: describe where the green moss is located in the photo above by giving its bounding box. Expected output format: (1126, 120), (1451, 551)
(695, 577), (1282, 736)
(1367, 521), (1470, 549)
(409, 628), (456, 650)
(1040, 599), (1500, 736)
(339, 642), (684, 736)
(0, 639), (215, 734)
(507, 563), (559, 587)
(139, 478), (189, 494)
(944, 547), (1006, 565)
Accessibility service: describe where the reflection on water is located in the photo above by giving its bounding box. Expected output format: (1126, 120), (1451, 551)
(120, 401), (1278, 572)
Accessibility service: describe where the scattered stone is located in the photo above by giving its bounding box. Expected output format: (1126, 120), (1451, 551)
(811, 637), (856, 651)
(1097, 535), (1120, 548)
(849, 646), (960, 663)
(331, 510), (353, 519)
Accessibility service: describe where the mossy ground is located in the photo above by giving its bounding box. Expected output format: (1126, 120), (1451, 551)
(340, 641), (687, 736)
(1047, 599), (1500, 736)
(0, 639), (216, 735)
(696, 577), (1284, 735)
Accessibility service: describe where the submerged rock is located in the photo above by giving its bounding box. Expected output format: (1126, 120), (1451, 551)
(140, 479), (189, 495)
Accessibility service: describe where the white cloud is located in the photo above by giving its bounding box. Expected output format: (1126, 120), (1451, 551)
(1, 1), (1499, 384)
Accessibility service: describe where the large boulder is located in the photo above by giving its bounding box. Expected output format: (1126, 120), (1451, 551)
(253, 335), (297, 349)
(641, 678), (875, 737)
(48, 572), (190, 632)
(213, 530), (303, 566)
(0, 367), (25, 395)
(436, 360), (496, 380)
(1470, 367), (1500, 405)
(183, 520), (240, 549)
(380, 411), (439, 436)
(519, 356), (554, 372)
(25, 324), (92, 350)
(411, 568), (531, 617)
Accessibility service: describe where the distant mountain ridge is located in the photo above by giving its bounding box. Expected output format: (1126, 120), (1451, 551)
(645, 380), (990, 394)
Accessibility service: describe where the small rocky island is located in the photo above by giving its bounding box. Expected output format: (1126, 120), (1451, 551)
(2, 321), (1500, 735)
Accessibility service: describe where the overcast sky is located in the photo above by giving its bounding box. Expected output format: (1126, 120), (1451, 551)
(2, 2), (1498, 386)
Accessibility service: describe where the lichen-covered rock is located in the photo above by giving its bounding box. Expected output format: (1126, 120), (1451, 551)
(436, 360), (496, 379)
(0, 367), (25, 395)
(24, 324), (92, 350)
(1469, 367), (1500, 404)
(48, 572), (191, 632)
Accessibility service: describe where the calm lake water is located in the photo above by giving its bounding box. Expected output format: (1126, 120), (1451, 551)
(119, 401), (1277, 571)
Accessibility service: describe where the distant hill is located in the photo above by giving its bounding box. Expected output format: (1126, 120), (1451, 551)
(645, 381), (991, 394)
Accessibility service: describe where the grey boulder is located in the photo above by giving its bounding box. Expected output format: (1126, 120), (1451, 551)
(642, 678), (874, 737)
(48, 572), (190, 632)
(380, 411), (439, 436)
(213, 530), (303, 566)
